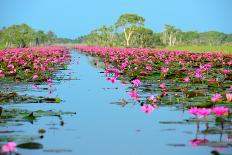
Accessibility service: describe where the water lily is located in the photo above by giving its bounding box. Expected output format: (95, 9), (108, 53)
(141, 104), (156, 114)
(161, 67), (169, 73)
(33, 74), (39, 79)
(211, 94), (222, 102)
(189, 139), (208, 147)
(183, 77), (190, 83)
(149, 95), (157, 103)
(146, 65), (152, 71)
(131, 79), (141, 87)
(229, 85), (232, 91)
(194, 73), (204, 79)
(159, 83), (166, 89)
(188, 107), (211, 118)
(129, 90), (139, 100)
(212, 106), (229, 116)
(33, 84), (38, 90)
(226, 93), (232, 102)
(1, 142), (17, 152)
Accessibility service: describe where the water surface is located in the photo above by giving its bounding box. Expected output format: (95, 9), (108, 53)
(2, 50), (231, 155)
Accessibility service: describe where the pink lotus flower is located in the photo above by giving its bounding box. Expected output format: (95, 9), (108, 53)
(188, 107), (199, 115)
(226, 93), (232, 102)
(229, 85), (232, 91)
(161, 67), (169, 73)
(2, 142), (17, 152)
(131, 79), (141, 87)
(222, 69), (230, 75)
(33, 74), (39, 79)
(183, 77), (190, 83)
(129, 90), (139, 100)
(140, 71), (147, 76)
(159, 83), (166, 89)
(149, 95), (157, 103)
(47, 78), (53, 83)
(146, 65), (152, 71)
(0, 70), (4, 77)
(197, 108), (211, 118)
(212, 107), (229, 117)
(195, 73), (203, 79)
(189, 139), (208, 147)
(141, 104), (156, 114)
(211, 94), (222, 102)
(33, 84), (38, 90)
(208, 79), (216, 83)
(188, 107), (211, 118)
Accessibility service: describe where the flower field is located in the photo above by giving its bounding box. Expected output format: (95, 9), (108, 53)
(0, 47), (71, 82)
(76, 46), (232, 131)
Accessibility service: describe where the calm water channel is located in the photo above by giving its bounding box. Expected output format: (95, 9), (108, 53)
(1, 50), (231, 155)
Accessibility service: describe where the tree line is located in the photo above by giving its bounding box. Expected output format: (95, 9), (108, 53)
(0, 24), (76, 48)
(76, 14), (232, 48)
(1, 14), (232, 49)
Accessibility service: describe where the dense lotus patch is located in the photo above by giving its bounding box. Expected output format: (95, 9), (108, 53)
(0, 47), (71, 82)
(76, 46), (232, 114)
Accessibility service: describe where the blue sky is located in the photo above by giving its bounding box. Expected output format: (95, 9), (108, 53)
(1, 0), (232, 38)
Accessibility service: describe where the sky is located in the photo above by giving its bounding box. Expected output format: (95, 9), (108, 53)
(1, 0), (232, 38)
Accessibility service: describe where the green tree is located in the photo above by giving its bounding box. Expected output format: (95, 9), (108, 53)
(35, 30), (48, 46)
(47, 31), (57, 44)
(115, 13), (145, 47)
(1, 24), (36, 47)
(162, 25), (181, 46)
(131, 27), (154, 48)
(200, 31), (226, 45)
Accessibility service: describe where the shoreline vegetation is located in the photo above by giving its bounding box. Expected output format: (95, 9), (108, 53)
(1, 13), (232, 53)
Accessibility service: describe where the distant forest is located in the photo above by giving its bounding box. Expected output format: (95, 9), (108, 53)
(0, 24), (77, 48)
(76, 14), (232, 48)
(0, 14), (232, 49)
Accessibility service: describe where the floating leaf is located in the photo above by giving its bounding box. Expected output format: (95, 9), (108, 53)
(17, 142), (43, 149)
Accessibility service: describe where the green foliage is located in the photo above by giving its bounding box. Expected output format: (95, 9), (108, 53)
(115, 13), (145, 46)
(0, 24), (73, 48)
(78, 13), (232, 50)
(115, 13), (145, 29)
(164, 45), (232, 53)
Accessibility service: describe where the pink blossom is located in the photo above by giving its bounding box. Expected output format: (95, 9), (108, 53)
(161, 67), (169, 73)
(33, 84), (38, 90)
(212, 106), (229, 117)
(131, 79), (141, 87)
(129, 90), (139, 100)
(211, 94), (222, 102)
(149, 95), (157, 103)
(141, 104), (156, 114)
(197, 108), (211, 118)
(2, 142), (17, 152)
(0, 70), (4, 77)
(208, 79), (217, 83)
(195, 73), (203, 79)
(229, 85), (232, 91)
(188, 107), (211, 118)
(146, 65), (152, 71)
(226, 93), (232, 102)
(222, 69), (230, 75)
(33, 74), (39, 79)
(183, 77), (190, 83)
(189, 139), (208, 147)
(47, 78), (53, 83)
(159, 83), (166, 89)
(188, 107), (199, 115)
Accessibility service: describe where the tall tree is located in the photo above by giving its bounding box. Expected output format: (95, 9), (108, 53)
(115, 14), (145, 47)
(131, 27), (154, 48)
(162, 25), (181, 46)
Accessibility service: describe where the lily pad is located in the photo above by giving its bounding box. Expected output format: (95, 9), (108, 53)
(17, 142), (43, 149)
